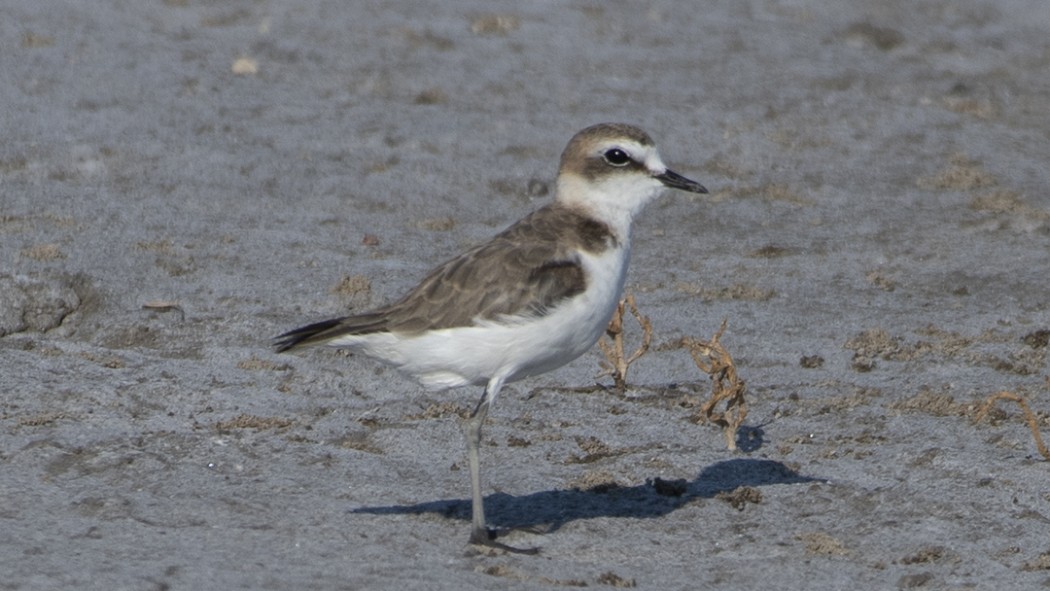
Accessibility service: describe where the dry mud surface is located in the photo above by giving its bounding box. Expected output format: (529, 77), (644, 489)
(2, 1), (1049, 589)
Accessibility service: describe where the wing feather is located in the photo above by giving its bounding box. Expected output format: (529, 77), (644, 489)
(273, 205), (614, 350)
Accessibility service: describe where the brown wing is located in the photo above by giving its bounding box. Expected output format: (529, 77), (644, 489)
(379, 232), (584, 333)
(274, 205), (614, 350)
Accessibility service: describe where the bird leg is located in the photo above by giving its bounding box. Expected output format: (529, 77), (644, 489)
(462, 378), (539, 554)
(465, 390), (491, 545)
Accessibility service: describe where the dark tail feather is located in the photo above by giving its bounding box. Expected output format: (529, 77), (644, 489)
(273, 317), (347, 352)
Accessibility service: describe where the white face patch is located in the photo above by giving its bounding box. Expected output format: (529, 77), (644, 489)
(643, 148), (668, 176)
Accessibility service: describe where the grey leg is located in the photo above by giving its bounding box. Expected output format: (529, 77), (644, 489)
(462, 376), (538, 554)
(465, 390), (491, 545)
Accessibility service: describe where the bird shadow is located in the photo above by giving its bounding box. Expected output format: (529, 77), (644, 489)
(351, 458), (820, 533)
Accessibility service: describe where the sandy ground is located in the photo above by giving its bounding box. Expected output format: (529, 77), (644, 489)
(2, 0), (1050, 589)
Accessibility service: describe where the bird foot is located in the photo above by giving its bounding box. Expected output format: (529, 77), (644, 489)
(468, 527), (540, 555)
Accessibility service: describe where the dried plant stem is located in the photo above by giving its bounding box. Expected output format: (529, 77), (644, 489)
(685, 319), (748, 451)
(597, 292), (653, 396)
(974, 389), (1050, 461)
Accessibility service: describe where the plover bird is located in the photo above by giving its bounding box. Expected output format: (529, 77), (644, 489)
(275, 123), (707, 552)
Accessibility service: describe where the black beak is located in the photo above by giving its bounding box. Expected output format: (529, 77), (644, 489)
(656, 169), (708, 194)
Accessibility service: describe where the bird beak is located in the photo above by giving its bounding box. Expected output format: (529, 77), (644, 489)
(655, 169), (708, 194)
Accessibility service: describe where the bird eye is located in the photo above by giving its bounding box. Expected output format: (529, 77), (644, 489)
(603, 148), (630, 167)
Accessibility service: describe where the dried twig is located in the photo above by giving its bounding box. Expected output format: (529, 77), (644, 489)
(974, 388), (1050, 461)
(142, 300), (185, 321)
(684, 319), (748, 450)
(597, 292), (653, 396)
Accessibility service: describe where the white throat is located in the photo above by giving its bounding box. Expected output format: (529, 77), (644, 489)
(555, 171), (667, 244)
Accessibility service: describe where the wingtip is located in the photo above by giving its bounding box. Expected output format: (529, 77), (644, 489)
(272, 317), (346, 353)
(272, 331), (304, 353)
(272, 335), (297, 353)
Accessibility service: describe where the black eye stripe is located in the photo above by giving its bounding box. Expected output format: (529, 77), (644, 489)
(603, 148), (631, 167)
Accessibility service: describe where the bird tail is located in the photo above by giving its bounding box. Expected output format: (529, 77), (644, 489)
(273, 317), (348, 352)
(274, 313), (390, 352)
